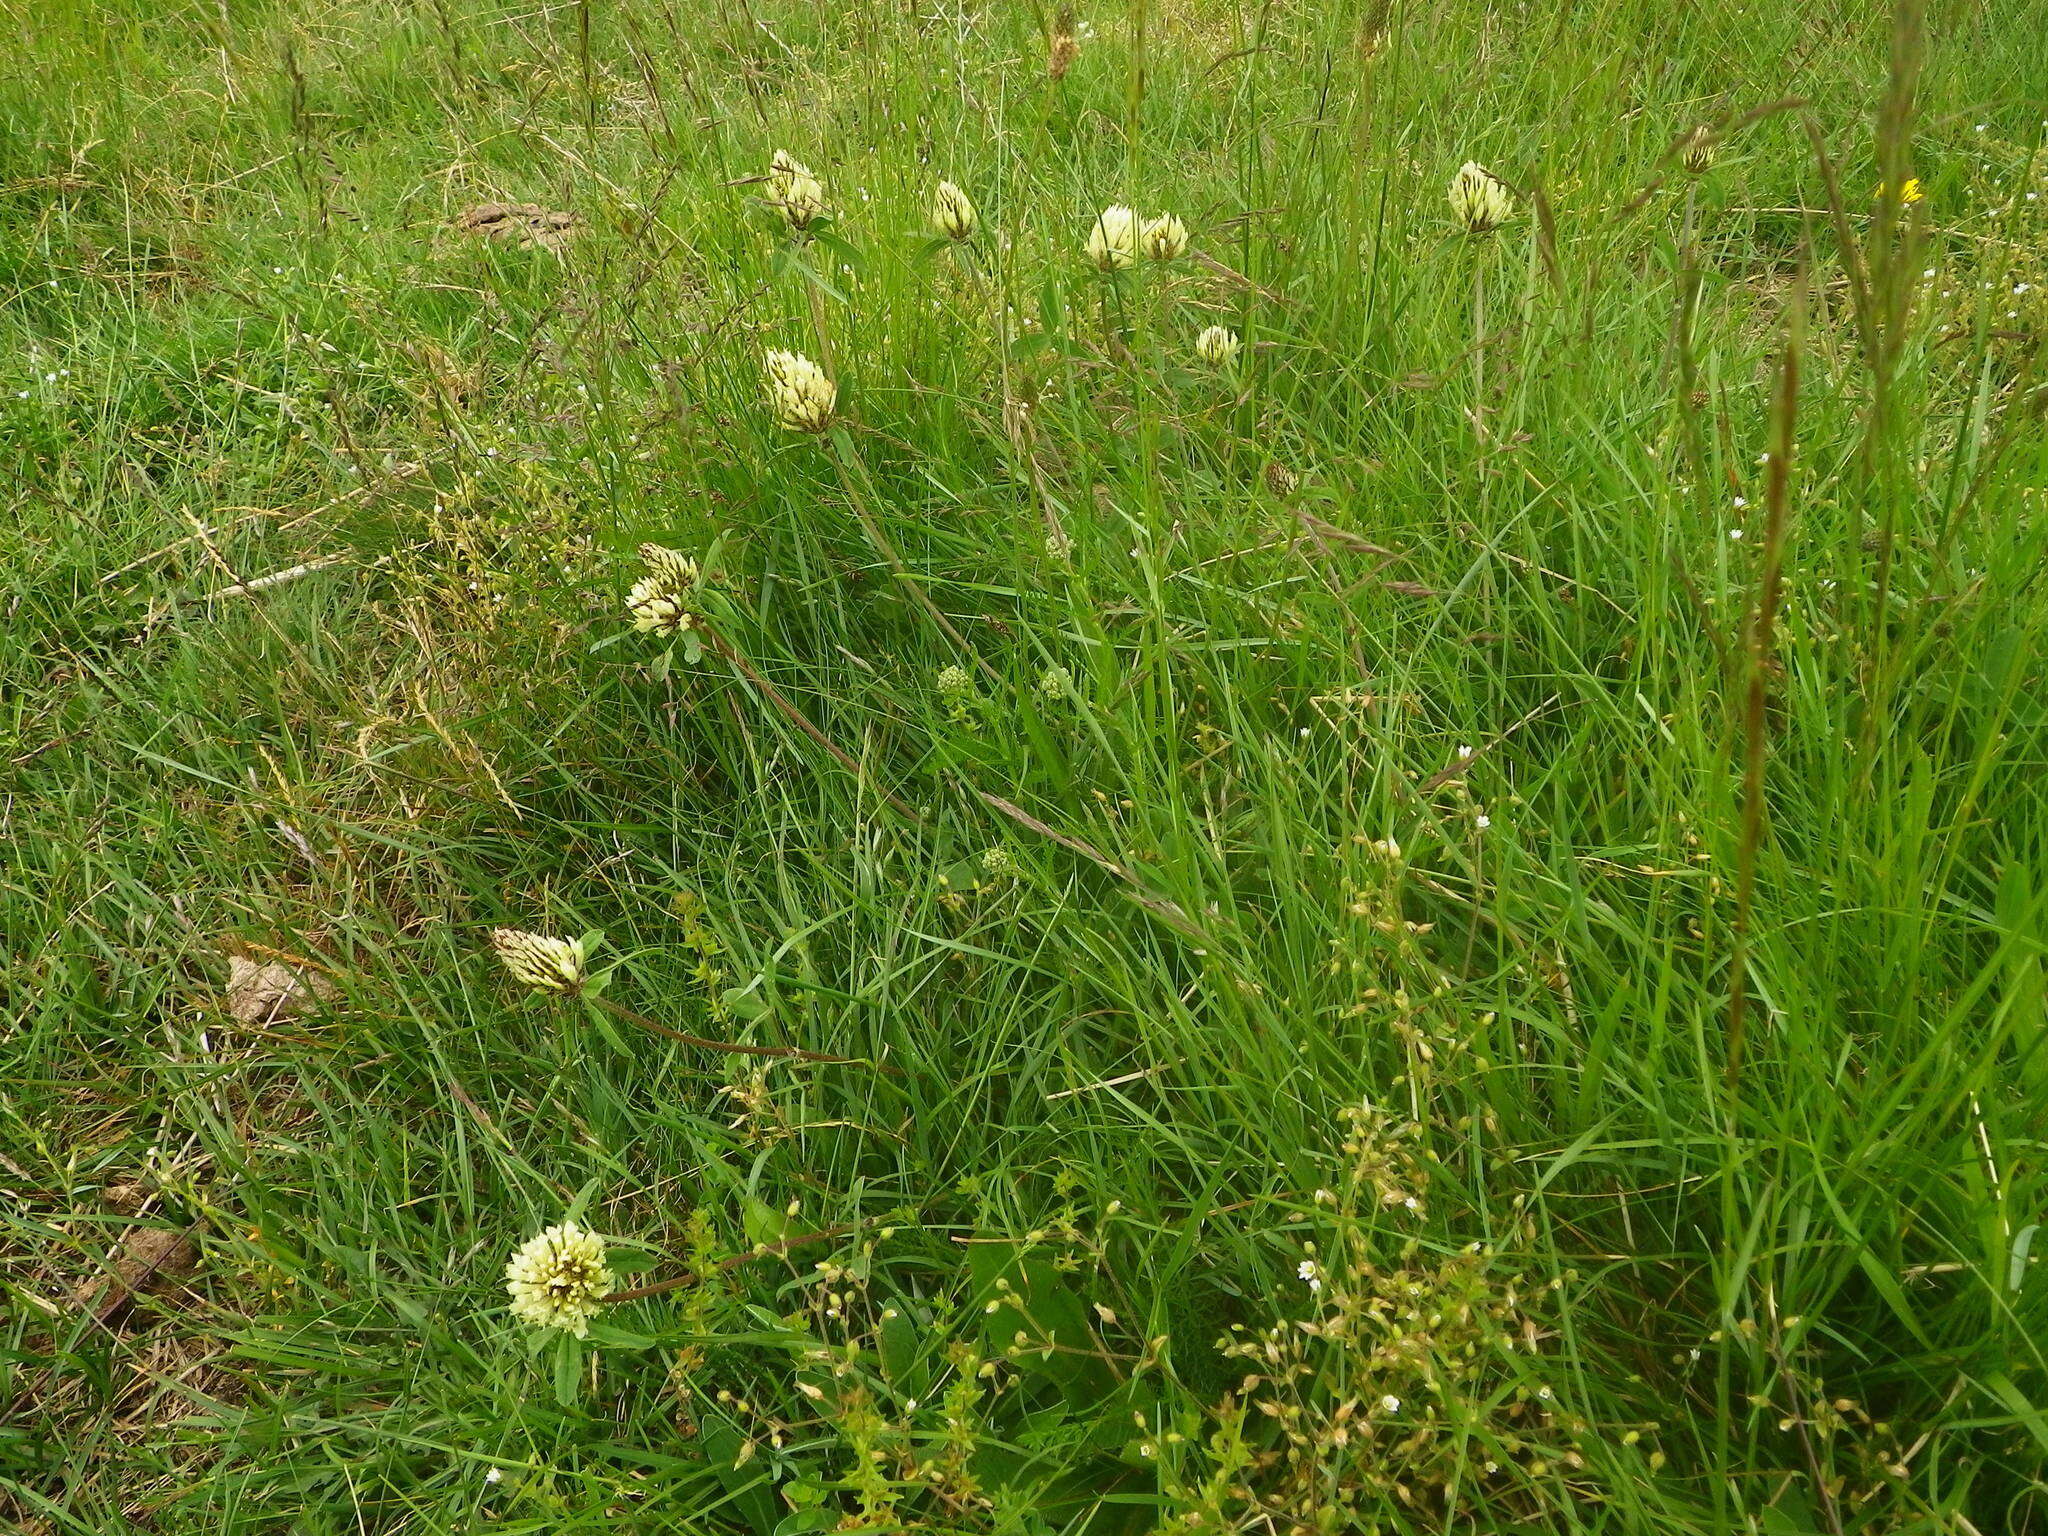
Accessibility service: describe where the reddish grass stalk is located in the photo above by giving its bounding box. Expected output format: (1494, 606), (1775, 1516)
(1724, 279), (1804, 1107)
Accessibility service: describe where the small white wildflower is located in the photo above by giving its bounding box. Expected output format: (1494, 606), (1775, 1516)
(930, 180), (977, 242)
(1297, 1259), (1323, 1293)
(1194, 325), (1242, 367)
(505, 1220), (613, 1337)
(1380, 1394), (1402, 1413)
(484, 1467), (503, 1485)
(1474, 813), (1492, 831)
(627, 577), (695, 636)
(490, 928), (587, 995)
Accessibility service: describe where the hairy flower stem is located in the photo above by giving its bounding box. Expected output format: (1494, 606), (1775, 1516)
(1471, 255), (1488, 451)
(1725, 280), (1803, 1111)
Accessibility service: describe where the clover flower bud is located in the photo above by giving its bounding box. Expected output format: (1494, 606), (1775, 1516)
(931, 180), (977, 242)
(1195, 324), (1241, 367)
(490, 928), (587, 995)
(764, 349), (837, 432)
(1084, 204), (1140, 271)
(1449, 160), (1515, 234)
(1140, 212), (1189, 260)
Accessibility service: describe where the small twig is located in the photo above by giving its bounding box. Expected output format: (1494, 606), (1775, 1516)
(207, 554), (348, 599)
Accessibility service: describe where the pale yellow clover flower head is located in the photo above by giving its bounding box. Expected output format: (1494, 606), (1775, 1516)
(627, 544), (701, 636)
(767, 149), (825, 231)
(1084, 204), (1141, 271)
(1195, 325), (1241, 367)
(490, 928), (587, 995)
(931, 180), (978, 242)
(627, 577), (694, 636)
(1140, 212), (1189, 261)
(763, 349), (837, 433)
(1448, 161), (1515, 234)
(505, 1220), (613, 1338)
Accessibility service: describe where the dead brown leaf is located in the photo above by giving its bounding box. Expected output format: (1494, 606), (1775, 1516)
(226, 954), (335, 1026)
(70, 1224), (201, 1325)
(456, 202), (580, 252)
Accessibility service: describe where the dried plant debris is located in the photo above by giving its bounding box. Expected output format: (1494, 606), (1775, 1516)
(456, 202), (580, 252)
(225, 953), (336, 1026)
(70, 1224), (202, 1326)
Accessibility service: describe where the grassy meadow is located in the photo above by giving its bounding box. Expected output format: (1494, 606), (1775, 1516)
(4, 0), (2048, 1530)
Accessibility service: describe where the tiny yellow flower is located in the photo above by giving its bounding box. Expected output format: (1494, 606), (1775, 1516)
(490, 928), (587, 995)
(763, 349), (836, 432)
(1140, 212), (1189, 261)
(1195, 325), (1241, 367)
(1084, 204), (1140, 271)
(505, 1220), (613, 1337)
(766, 149), (825, 230)
(1876, 177), (1924, 206)
(931, 180), (977, 242)
(1448, 161), (1515, 234)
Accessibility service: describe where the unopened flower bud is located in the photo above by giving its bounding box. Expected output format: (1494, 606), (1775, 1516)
(1195, 324), (1241, 367)
(1084, 204), (1140, 271)
(763, 349), (836, 432)
(1681, 126), (1717, 174)
(1449, 160), (1514, 234)
(1140, 212), (1189, 260)
(766, 149), (825, 230)
(931, 180), (977, 242)
(490, 928), (587, 995)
